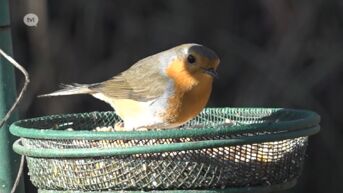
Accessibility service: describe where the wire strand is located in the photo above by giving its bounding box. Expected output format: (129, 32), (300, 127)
(0, 49), (30, 127)
(0, 49), (30, 193)
(10, 154), (25, 193)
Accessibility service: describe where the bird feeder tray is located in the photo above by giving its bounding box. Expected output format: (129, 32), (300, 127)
(10, 108), (320, 193)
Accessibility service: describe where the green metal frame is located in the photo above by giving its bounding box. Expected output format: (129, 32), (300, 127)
(9, 107), (320, 193)
(0, 0), (25, 192)
(10, 108), (320, 158)
(13, 125), (319, 158)
(10, 108), (320, 140)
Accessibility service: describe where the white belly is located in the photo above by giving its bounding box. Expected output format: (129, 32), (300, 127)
(92, 80), (177, 130)
(92, 93), (169, 130)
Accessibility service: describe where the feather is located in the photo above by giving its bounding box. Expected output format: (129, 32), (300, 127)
(38, 83), (94, 97)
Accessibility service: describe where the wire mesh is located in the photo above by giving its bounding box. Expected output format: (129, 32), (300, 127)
(10, 108), (319, 191)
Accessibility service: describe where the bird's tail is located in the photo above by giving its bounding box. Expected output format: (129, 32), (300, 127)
(38, 83), (94, 97)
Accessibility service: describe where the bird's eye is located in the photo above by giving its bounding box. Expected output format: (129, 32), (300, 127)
(187, 54), (196, 64)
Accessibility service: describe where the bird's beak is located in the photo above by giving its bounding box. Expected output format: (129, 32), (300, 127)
(202, 67), (219, 79)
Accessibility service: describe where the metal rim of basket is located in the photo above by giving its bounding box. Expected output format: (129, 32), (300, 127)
(12, 125), (318, 158)
(10, 108), (320, 140)
(37, 178), (297, 193)
(10, 108), (320, 158)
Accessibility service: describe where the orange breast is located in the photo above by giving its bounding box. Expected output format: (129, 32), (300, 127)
(164, 59), (213, 125)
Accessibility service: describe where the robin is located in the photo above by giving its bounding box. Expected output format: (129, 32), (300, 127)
(39, 43), (220, 131)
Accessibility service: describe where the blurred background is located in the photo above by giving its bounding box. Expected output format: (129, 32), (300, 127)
(6, 0), (342, 192)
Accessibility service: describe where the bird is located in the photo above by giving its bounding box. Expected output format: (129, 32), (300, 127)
(39, 43), (220, 131)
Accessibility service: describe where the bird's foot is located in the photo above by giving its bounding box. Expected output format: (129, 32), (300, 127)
(94, 126), (115, 132)
(114, 122), (127, 131)
(113, 122), (150, 131)
(224, 119), (236, 126)
(136, 127), (148, 131)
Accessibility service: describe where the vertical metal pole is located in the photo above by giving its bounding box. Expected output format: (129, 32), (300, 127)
(0, 0), (25, 192)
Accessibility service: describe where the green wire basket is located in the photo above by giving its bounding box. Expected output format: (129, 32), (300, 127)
(10, 108), (320, 193)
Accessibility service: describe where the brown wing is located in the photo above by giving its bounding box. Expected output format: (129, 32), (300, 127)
(90, 55), (169, 102)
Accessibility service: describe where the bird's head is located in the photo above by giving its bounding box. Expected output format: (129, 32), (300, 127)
(163, 43), (220, 90)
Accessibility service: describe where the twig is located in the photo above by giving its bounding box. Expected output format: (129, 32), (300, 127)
(0, 49), (30, 127)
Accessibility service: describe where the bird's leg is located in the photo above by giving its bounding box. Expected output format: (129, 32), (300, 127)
(113, 121), (150, 131)
(136, 127), (148, 131)
(114, 121), (126, 131)
(224, 119), (236, 126)
(95, 126), (114, 132)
